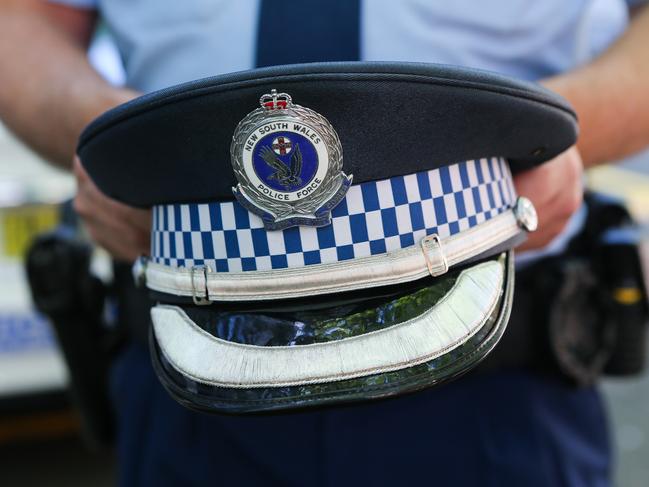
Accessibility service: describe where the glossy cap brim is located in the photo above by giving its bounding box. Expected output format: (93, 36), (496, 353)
(149, 252), (514, 413)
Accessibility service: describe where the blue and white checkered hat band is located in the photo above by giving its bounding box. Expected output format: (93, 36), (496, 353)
(151, 157), (516, 272)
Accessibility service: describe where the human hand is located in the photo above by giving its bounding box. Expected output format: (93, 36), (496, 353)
(514, 146), (583, 251)
(73, 156), (151, 262)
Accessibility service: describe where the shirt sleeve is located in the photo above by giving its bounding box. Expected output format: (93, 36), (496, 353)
(46, 0), (98, 8)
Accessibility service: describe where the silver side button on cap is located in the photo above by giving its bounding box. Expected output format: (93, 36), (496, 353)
(514, 197), (538, 232)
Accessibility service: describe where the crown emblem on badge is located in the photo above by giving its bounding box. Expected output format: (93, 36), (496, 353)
(260, 89), (292, 111)
(230, 89), (352, 230)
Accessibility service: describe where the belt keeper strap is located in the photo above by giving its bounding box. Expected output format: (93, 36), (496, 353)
(421, 234), (449, 277)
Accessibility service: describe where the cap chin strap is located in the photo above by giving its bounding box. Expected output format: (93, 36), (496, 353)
(143, 204), (527, 302)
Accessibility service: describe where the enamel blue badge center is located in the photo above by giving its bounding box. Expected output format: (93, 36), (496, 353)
(231, 90), (352, 230)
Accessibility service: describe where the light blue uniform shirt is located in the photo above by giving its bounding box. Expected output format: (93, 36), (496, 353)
(54, 0), (630, 91)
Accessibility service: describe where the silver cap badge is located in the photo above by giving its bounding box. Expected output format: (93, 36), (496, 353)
(230, 90), (352, 230)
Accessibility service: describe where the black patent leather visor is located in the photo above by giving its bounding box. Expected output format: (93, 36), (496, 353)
(150, 252), (513, 414)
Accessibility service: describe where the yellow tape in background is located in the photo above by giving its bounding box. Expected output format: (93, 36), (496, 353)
(0, 205), (59, 259)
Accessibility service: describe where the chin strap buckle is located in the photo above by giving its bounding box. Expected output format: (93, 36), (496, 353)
(420, 234), (449, 277)
(191, 265), (212, 306)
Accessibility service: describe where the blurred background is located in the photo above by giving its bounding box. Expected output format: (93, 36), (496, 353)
(0, 32), (648, 487)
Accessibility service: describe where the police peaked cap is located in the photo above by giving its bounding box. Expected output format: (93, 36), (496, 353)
(78, 62), (577, 414)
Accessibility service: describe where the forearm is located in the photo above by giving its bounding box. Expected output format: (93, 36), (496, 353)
(544, 5), (649, 168)
(0, 1), (137, 169)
